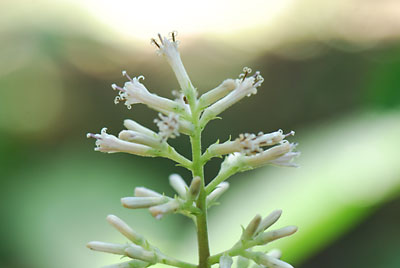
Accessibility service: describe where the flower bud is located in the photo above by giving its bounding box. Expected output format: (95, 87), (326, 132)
(206, 182), (229, 205)
(149, 199), (180, 219)
(124, 119), (157, 137)
(86, 241), (126, 255)
(241, 214), (262, 241)
(134, 187), (163, 198)
(169, 173), (188, 198)
(187, 176), (201, 200)
(106, 215), (145, 245)
(125, 244), (156, 263)
(255, 226), (298, 245)
(255, 209), (282, 235)
(121, 197), (168, 209)
(199, 79), (236, 108)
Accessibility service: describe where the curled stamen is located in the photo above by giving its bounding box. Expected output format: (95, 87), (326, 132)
(239, 67), (252, 81)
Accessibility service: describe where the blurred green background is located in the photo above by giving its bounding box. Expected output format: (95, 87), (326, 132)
(1, 0), (400, 267)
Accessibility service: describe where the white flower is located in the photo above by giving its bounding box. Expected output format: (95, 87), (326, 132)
(243, 141), (295, 168)
(154, 113), (180, 141)
(269, 143), (300, 167)
(113, 72), (182, 113)
(151, 32), (193, 92)
(87, 128), (153, 156)
(200, 67), (264, 124)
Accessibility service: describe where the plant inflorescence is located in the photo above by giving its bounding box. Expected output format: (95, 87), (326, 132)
(87, 31), (299, 268)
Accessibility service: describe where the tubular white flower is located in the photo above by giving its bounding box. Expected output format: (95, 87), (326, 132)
(243, 141), (293, 169)
(151, 32), (193, 92)
(219, 255), (233, 268)
(206, 182), (229, 205)
(207, 130), (292, 157)
(169, 173), (188, 198)
(134, 187), (163, 198)
(113, 72), (183, 114)
(121, 196), (169, 209)
(200, 68), (264, 124)
(269, 143), (300, 167)
(87, 128), (153, 156)
(86, 241), (127, 255)
(106, 215), (145, 245)
(149, 199), (180, 219)
(154, 113), (180, 141)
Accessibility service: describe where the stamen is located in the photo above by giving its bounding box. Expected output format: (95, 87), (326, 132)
(157, 33), (164, 45)
(122, 70), (133, 82)
(151, 38), (160, 48)
(284, 131), (295, 138)
(239, 67), (252, 81)
(111, 84), (125, 92)
(169, 31), (178, 42)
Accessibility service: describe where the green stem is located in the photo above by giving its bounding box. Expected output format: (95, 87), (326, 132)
(190, 102), (210, 268)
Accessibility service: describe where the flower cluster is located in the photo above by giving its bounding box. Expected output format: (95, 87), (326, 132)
(87, 32), (299, 268)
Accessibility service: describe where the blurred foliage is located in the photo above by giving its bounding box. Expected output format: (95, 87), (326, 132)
(1, 0), (400, 268)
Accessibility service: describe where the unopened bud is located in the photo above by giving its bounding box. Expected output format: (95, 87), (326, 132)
(187, 176), (201, 200)
(121, 197), (168, 209)
(241, 214), (262, 241)
(207, 182), (229, 205)
(125, 244), (156, 263)
(134, 187), (163, 198)
(86, 241), (126, 255)
(124, 119), (157, 137)
(255, 226), (298, 245)
(255, 209), (282, 235)
(149, 199), (180, 219)
(169, 173), (188, 198)
(106, 215), (144, 245)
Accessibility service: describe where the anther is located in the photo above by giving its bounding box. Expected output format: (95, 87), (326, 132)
(157, 33), (164, 45)
(151, 38), (160, 48)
